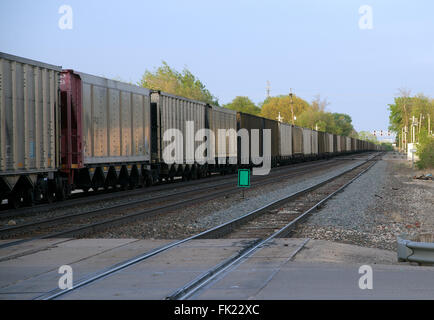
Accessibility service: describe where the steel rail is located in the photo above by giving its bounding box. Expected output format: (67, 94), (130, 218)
(1, 152), (376, 218)
(0, 158), (351, 248)
(35, 152), (381, 300)
(0, 158), (342, 223)
(166, 155), (380, 300)
(0, 156), (347, 218)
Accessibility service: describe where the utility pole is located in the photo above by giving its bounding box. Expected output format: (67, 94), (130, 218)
(289, 88), (294, 125)
(266, 81), (270, 98)
(411, 116), (417, 143)
(409, 117), (412, 145)
(419, 113), (422, 135)
(401, 127), (404, 152)
(398, 130), (402, 150)
(401, 93), (409, 153)
(403, 128), (405, 152)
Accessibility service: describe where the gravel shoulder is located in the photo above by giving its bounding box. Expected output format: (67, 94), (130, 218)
(291, 152), (434, 252)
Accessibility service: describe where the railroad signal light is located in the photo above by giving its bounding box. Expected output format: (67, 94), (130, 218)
(380, 130), (383, 136)
(373, 130), (376, 136)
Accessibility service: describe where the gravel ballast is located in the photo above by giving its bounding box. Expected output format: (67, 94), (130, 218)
(292, 153), (434, 251)
(93, 158), (369, 239)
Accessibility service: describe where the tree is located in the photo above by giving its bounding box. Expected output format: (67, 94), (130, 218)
(388, 89), (434, 156)
(297, 109), (335, 132)
(395, 88), (412, 134)
(260, 95), (310, 124)
(349, 129), (359, 139)
(416, 132), (434, 169)
(311, 94), (330, 112)
(139, 61), (219, 105)
(388, 93), (434, 146)
(296, 109), (356, 136)
(260, 94), (356, 136)
(332, 113), (355, 136)
(223, 96), (260, 115)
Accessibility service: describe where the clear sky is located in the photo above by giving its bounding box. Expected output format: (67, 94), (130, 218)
(1, 0), (433, 134)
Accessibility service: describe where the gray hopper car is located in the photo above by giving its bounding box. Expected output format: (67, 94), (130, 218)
(78, 72), (151, 165)
(326, 133), (334, 154)
(333, 134), (339, 153)
(263, 117), (280, 164)
(151, 91), (207, 179)
(292, 125), (304, 158)
(0, 52), (61, 206)
(278, 122), (293, 163)
(345, 137), (351, 152)
(237, 113), (279, 166)
(311, 130), (318, 156)
(151, 91), (237, 178)
(302, 128), (313, 157)
(318, 131), (327, 155)
(207, 104), (238, 171)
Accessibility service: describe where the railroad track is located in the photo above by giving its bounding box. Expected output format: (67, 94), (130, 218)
(166, 153), (382, 300)
(0, 156), (358, 248)
(0, 157), (347, 221)
(33, 152), (381, 300)
(0, 152), (377, 218)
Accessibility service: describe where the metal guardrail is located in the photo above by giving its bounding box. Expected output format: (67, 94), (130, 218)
(397, 235), (434, 265)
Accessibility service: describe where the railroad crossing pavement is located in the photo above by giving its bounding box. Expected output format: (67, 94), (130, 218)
(0, 238), (433, 300)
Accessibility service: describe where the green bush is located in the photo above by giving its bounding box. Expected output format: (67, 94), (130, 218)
(416, 133), (434, 169)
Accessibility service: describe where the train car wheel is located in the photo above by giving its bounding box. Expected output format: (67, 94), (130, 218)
(23, 188), (34, 207)
(145, 175), (153, 187)
(34, 185), (44, 203)
(191, 168), (198, 180)
(54, 177), (66, 201)
(8, 193), (21, 209)
(46, 191), (55, 203)
(56, 188), (65, 201)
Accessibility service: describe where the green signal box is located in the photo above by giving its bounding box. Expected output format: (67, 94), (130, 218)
(238, 169), (250, 187)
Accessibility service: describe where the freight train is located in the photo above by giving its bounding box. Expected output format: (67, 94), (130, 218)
(0, 52), (380, 208)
